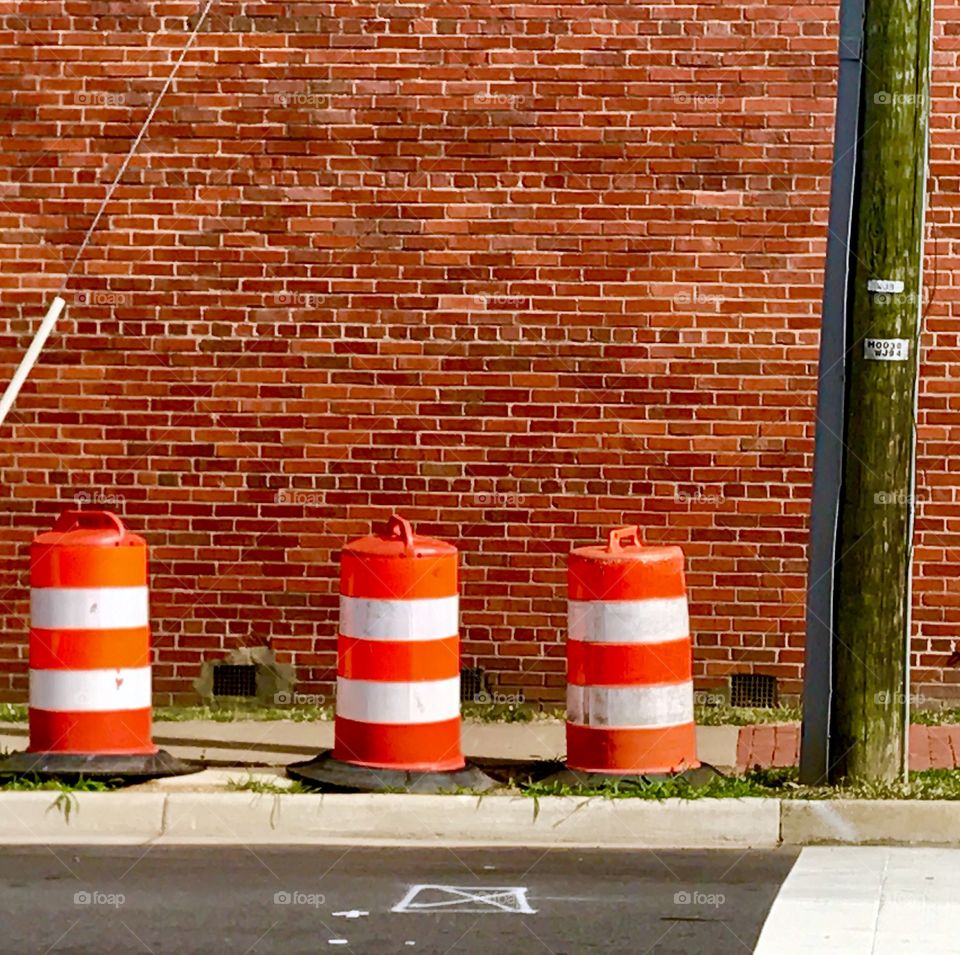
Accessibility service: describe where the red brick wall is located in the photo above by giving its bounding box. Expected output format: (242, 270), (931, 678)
(0, 1), (955, 707)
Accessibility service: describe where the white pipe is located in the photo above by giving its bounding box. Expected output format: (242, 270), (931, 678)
(1, 4), (213, 432)
(0, 296), (66, 428)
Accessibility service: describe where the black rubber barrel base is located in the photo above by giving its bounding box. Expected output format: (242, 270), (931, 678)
(287, 751), (497, 794)
(543, 763), (721, 789)
(0, 749), (202, 782)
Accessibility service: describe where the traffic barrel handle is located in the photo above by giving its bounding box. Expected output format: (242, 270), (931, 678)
(607, 525), (641, 553)
(384, 513), (415, 555)
(51, 509), (126, 536)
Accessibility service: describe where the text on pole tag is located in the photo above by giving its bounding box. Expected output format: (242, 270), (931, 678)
(867, 279), (905, 294)
(864, 338), (910, 361)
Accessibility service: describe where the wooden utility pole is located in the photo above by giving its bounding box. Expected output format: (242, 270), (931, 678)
(829, 0), (933, 783)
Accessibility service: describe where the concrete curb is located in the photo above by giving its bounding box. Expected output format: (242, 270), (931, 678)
(0, 792), (778, 848)
(0, 792), (166, 845)
(780, 799), (960, 845)
(5, 792), (960, 848)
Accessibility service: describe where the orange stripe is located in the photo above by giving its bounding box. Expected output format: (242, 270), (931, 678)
(28, 708), (156, 755)
(568, 546), (685, 602)
(31, 542), (147, 588)
(566, 722), (699, 774)
(29, 628), (151, 670)
(333, 715), (464, 771)
(567, 638), (691, 686)
(338, 635), (459, 682)
(340, 551), (457, 600)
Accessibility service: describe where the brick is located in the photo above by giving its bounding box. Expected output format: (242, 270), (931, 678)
(0, 2), (957, 707)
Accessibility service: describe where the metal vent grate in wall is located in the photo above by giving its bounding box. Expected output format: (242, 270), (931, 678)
(460, 666), (486, 703)
(213, 663), (258, 698)
(730, 673), (778, 708)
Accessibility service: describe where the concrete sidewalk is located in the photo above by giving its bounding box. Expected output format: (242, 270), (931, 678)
(4, 719), (958, 772)
(0, 719), (742, 771)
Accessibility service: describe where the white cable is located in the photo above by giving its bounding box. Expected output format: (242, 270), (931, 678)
(1, 0), (216, 431)
(60, 0), (217, 289)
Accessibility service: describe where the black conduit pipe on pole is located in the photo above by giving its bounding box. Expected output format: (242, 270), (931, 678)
(798, 0), (866, 784)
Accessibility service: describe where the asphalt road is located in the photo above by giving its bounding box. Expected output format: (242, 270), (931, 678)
(0, 846), (799, 954)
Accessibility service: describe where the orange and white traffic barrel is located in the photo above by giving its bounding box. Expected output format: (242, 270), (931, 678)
(334, 514), (462, 771)
(0, 510), (196, 780)
(288, 514), (493, 792)
(565, 526), (699, 775)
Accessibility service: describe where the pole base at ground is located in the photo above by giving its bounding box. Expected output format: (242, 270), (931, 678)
(287, 751), (497, 793)
(0, 749), (201, 782)
(543, 763), (720, 789)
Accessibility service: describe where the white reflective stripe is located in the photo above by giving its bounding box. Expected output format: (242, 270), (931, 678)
(31, 587), (149, 630)
(336, 676), (460, 724)
(29, 667), (152, 712)
(339, 595), (458, 641)
(567, 682), (694, 728)
(567, 597), (688, 644)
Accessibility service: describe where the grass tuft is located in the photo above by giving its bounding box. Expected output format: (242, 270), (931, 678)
(520, 766), (960, 801)
(0, 774), (120, 792)
(913, 708), (960, 726)
(154, 700), (333, 723)
(0, 703), (28, 723)
(693, 704), (802, 725)
(226, 775), (307, 795)
(522, 769), (784, 801)
(460, 701), (563, 723)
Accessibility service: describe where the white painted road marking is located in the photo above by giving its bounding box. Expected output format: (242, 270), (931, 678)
(392, 884), (536, 914)
(753, 847), (960, 954)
